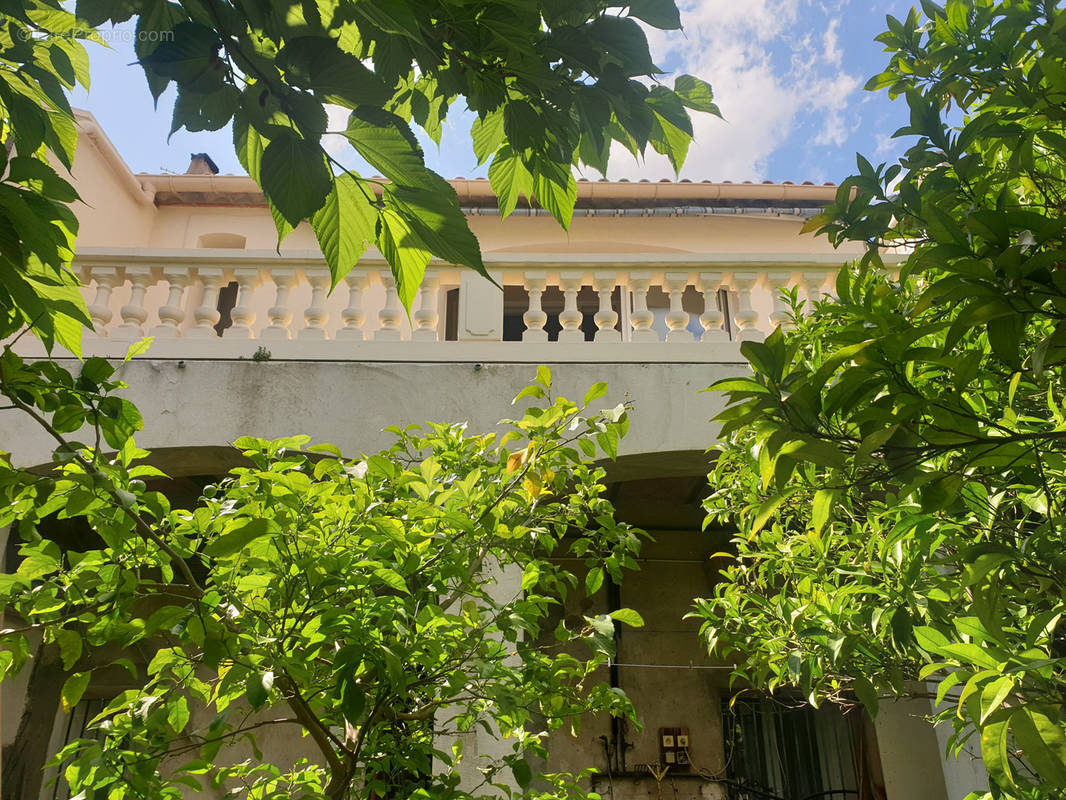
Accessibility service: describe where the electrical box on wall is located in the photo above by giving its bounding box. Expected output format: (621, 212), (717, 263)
(658, 727), (691, 771)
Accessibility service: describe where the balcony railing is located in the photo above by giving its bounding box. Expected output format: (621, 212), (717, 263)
(34, 248), (859, 361)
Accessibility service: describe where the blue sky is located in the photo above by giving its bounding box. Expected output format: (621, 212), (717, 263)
(73, 0), (916, 184)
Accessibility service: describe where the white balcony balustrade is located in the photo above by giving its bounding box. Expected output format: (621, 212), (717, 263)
(32, 249), (850, 361)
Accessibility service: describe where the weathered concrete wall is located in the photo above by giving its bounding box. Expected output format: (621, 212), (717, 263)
(3, 359), (737, 472)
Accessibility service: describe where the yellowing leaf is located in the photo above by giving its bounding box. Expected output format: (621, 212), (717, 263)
(507, 447), (529, 473)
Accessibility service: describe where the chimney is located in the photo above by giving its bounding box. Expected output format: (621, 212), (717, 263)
(186, 153), (219, 175)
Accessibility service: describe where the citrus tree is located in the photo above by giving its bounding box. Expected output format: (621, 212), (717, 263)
(0, 361), (642, 799)
(698, 2), (1066, 798)
(0, 0), (705, 796)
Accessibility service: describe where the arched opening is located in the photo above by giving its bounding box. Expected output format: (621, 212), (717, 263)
(1, 448), (236, 799)
(539, 461), (885, 800)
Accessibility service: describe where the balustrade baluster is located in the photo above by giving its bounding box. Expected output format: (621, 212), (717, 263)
(412, 274), (441, 341)
(113, 267), (152, 338)
(766, 270), (793, 330)
(557, 272), (584, 343)
(376, 273), (403, 340)
(593, 273), (620, 343)
(298, 271), (330, 339)
(86, 267), (119, 336)
(696, 272), (728, 343)
(186, 268), (224, 338)
(522, 272), (548, 342)
(226, 268), (260, 338)
(151, 268), (189, 338)
(337, 271), (368, 340)
(731, 272), (763, 342)
(261, 270), (295, 339)
(627, 272), (657, 343)
(801, 270), (829, 310)
(664, 272), (693, 342)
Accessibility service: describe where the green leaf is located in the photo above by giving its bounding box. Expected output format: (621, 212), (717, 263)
(125, 338), (154, 360)
(851, 676), (879, 716)
(811, 489), (836, 536)
(711, 377), (770, 394)
(980, 676), (1014, 724)
(234, 115), (267, 183)
(245, 671), (269, 709)
(471, 110), (505, 165)
(55, 628), (83, 670)
(61, 672), (91, 712)
(259, 131), (331, 227)
(488, 146), (533, 219)
(135, 0), (187, 100)
(609, 608), (645, 627)
(913, 625), (951, 653)
(647, 86), (693, 173)
(171, 85), (239, 134)
(748, 491), (793, 536)
(141, 22), (225, 94)
(340, 681), (366, 722)
(982, 718), (1013, 788)
(374, 567), (409, 594)
(587, 16), (658, 77)
(585, 566), (604, 595)
(1010, 706), (1066, 784)
(311, 173), (377, 288)
(383, 184), (484, 274)
(377, 208), (431, 312)
(535, 365), (552, 389)
(740, 340), (780, 381)
(167, 695), (190, 733)
(205, 519), (280, 558)
(627, 0), (681, 29)
(596, 425), (619, 460)
(584, 382), (609, 406)
(673, 75), (720, 116)
(277, 37), (390, 108)
(521, 563), (540, 591)
(531, 165), (578, 230)
(7, 158), (78, 202)
(342, 110), (425, 184)
(511, 759), (532, 788)
(935, 671), (962, 707)
(513, 384), (545, 403)
(939, 642), (1001, 670)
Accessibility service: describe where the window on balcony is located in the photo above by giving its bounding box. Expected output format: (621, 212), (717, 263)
(501, 285), (619, 341)
(723, 696), (876, 800)
(498, 283), (738, 342)
(44, 697), (110, 800)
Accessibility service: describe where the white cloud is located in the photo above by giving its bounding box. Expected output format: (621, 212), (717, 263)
(823, 18), (842, 67)
(323, 104), (352, 157)
(875, 132), (896, 156)
(602, 0), (862, 182)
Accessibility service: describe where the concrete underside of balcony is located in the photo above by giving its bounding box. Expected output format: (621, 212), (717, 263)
(4, 358), (746, 476)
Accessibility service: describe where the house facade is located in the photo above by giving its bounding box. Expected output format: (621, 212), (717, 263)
(1, 111), (986, 800)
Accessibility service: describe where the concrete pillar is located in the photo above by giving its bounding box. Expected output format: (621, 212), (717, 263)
(874, 698), (950, 800)
(433, 556), (522, 790)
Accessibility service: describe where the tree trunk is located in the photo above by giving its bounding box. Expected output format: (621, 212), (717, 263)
(2, 642), (63, 800)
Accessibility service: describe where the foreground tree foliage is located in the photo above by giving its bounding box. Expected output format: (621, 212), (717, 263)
(698, 2), (1066, 798)
(4, 0), (718, 330)
(0, 362), (641, 799)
